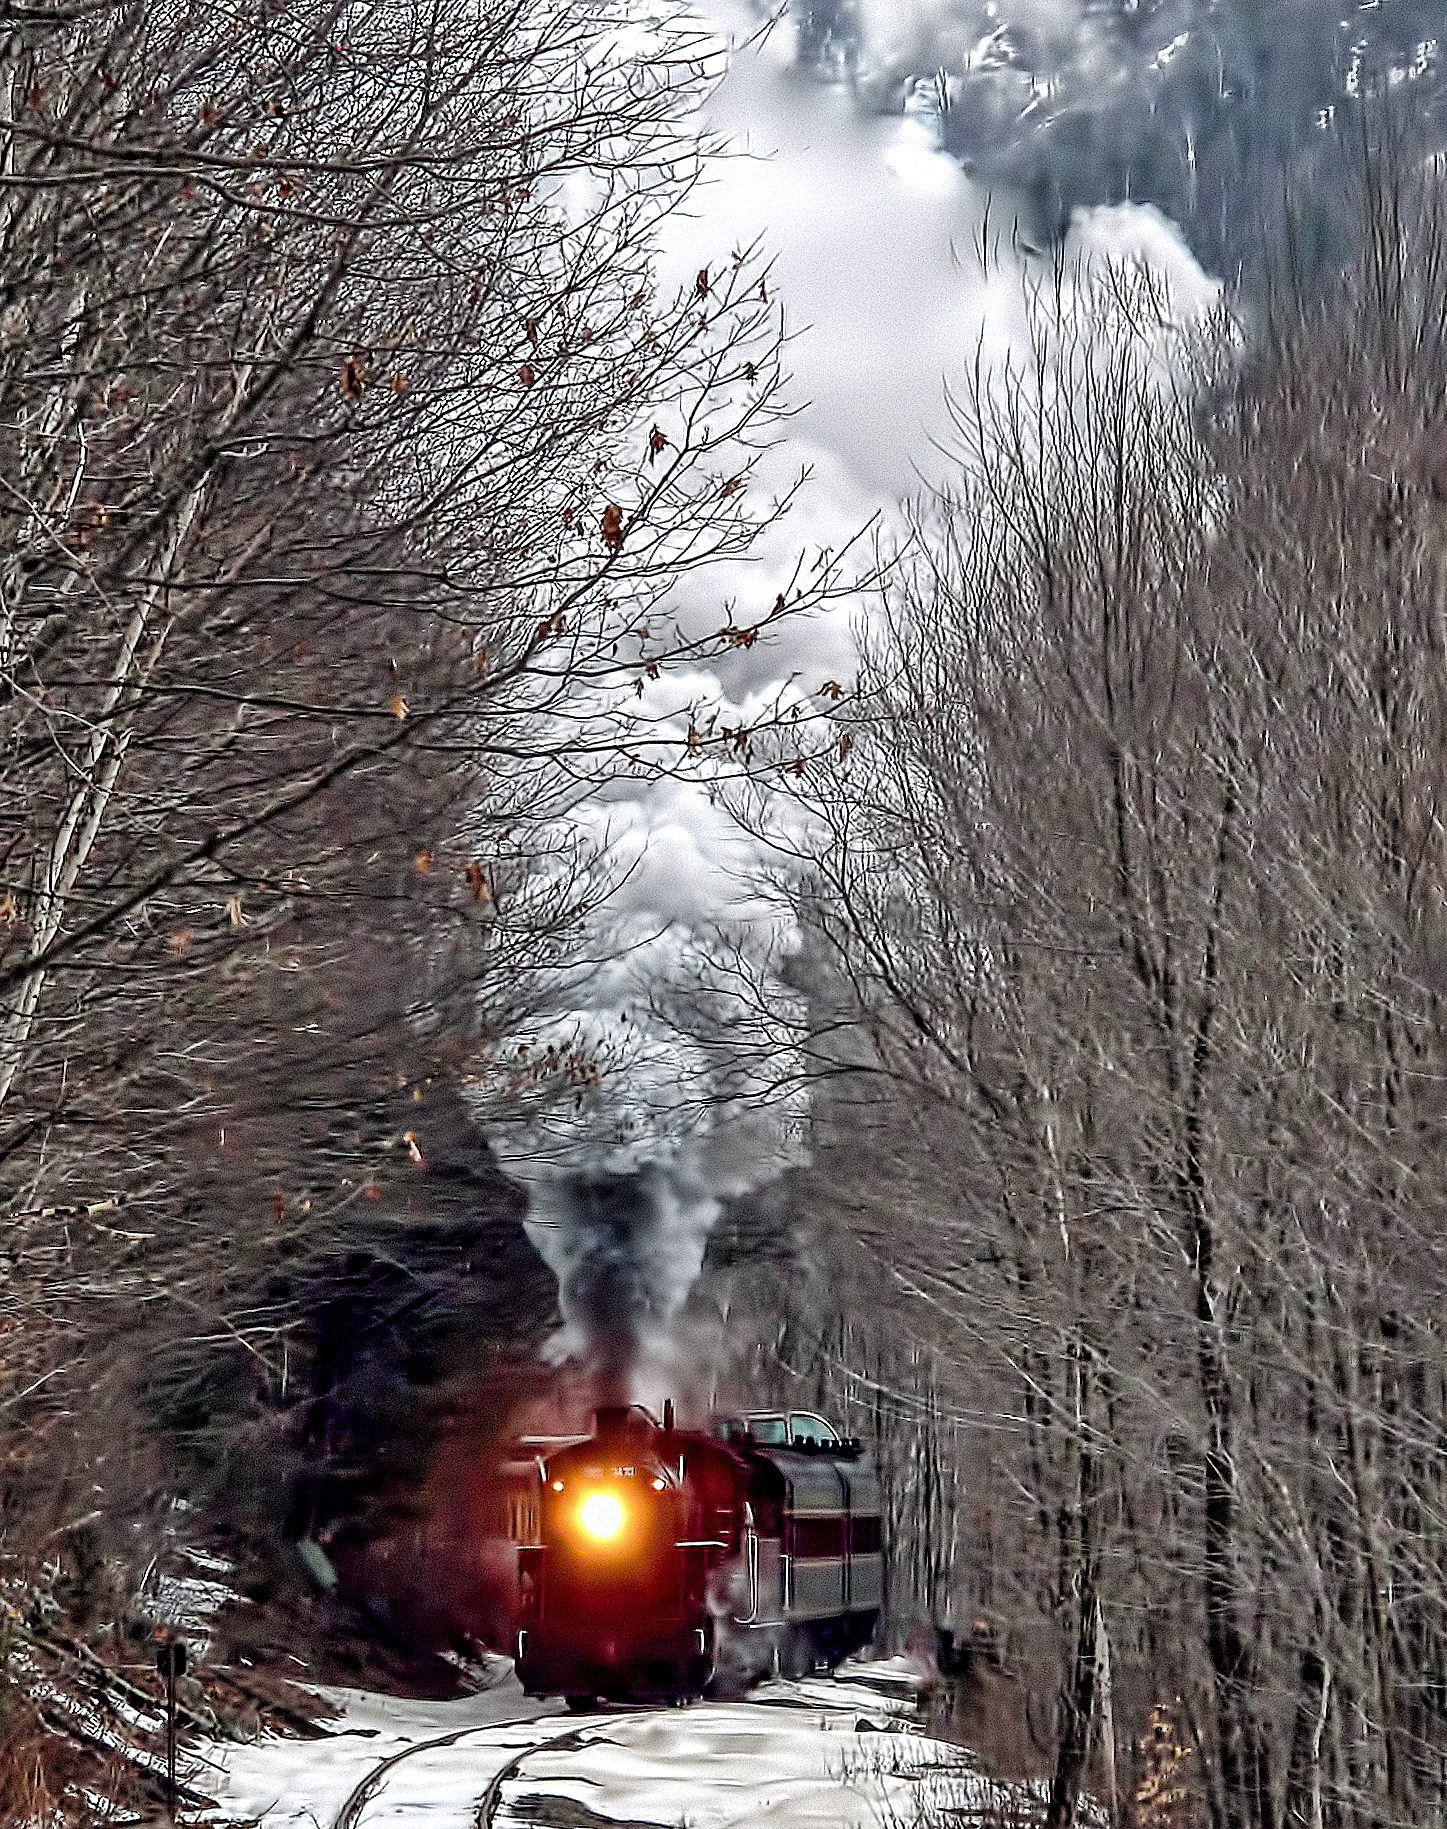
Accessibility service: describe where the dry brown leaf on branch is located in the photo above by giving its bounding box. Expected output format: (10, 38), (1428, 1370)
(464, 862), (491, 903)
(403, 1131), (424, 1165)
(389, 694), (408, 719)
(601, 503), (624, 552)
(820, 679), (843, 699)
(414, 849), (433, 875)
(226, 893), (244, 926)
(0, 892), (18, 921)
(340, 355), (367, 400)
(695, 267), (709, 298)
(648, 424), (669, 462)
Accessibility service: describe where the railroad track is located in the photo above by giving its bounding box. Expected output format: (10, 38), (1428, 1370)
(332, 1721), (495, 1829)
(473, 1721), (608, 1829)
(328, 1712), (621, 1829)
(330, 1681), (907, 1829)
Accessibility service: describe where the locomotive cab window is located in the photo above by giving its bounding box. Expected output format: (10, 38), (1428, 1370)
(742, 1411), (839, 1446)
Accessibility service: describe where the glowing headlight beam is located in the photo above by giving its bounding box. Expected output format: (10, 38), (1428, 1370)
(579, 1491), (625, 1540)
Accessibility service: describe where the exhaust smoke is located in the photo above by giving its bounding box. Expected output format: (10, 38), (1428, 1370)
(523, 1161), (723, 1409)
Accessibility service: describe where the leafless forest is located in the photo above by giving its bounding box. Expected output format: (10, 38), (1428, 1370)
(0, 0), (824, 1810)
(757, 129), (1447, 1829)
(4, 3), (1447, 1829)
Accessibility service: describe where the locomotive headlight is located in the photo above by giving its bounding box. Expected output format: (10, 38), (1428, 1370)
(579, 1491), (625, 1540)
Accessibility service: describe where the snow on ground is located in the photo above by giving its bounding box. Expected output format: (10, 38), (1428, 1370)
(194, 1660), (1042, 1829)
(193, 1678), (563, 1829)
(491, 1681), (984, 1829)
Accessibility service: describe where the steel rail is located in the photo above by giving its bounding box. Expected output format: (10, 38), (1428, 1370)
(332, 1723), (497, 1829)
(473, 1721), (604, 1829)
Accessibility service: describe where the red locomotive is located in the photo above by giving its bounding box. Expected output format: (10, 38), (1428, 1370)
(510, 1402), (882, 1706)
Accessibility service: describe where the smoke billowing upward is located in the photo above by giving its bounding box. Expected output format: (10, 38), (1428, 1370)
(524, 1164), (722, 1408)
(485, 0), (1222, 1416)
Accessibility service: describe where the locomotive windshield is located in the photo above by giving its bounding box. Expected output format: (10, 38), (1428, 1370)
(743, 1411), (839, 1447)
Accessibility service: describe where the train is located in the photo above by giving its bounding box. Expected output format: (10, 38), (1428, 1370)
(507, 1402), (882, 1706)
